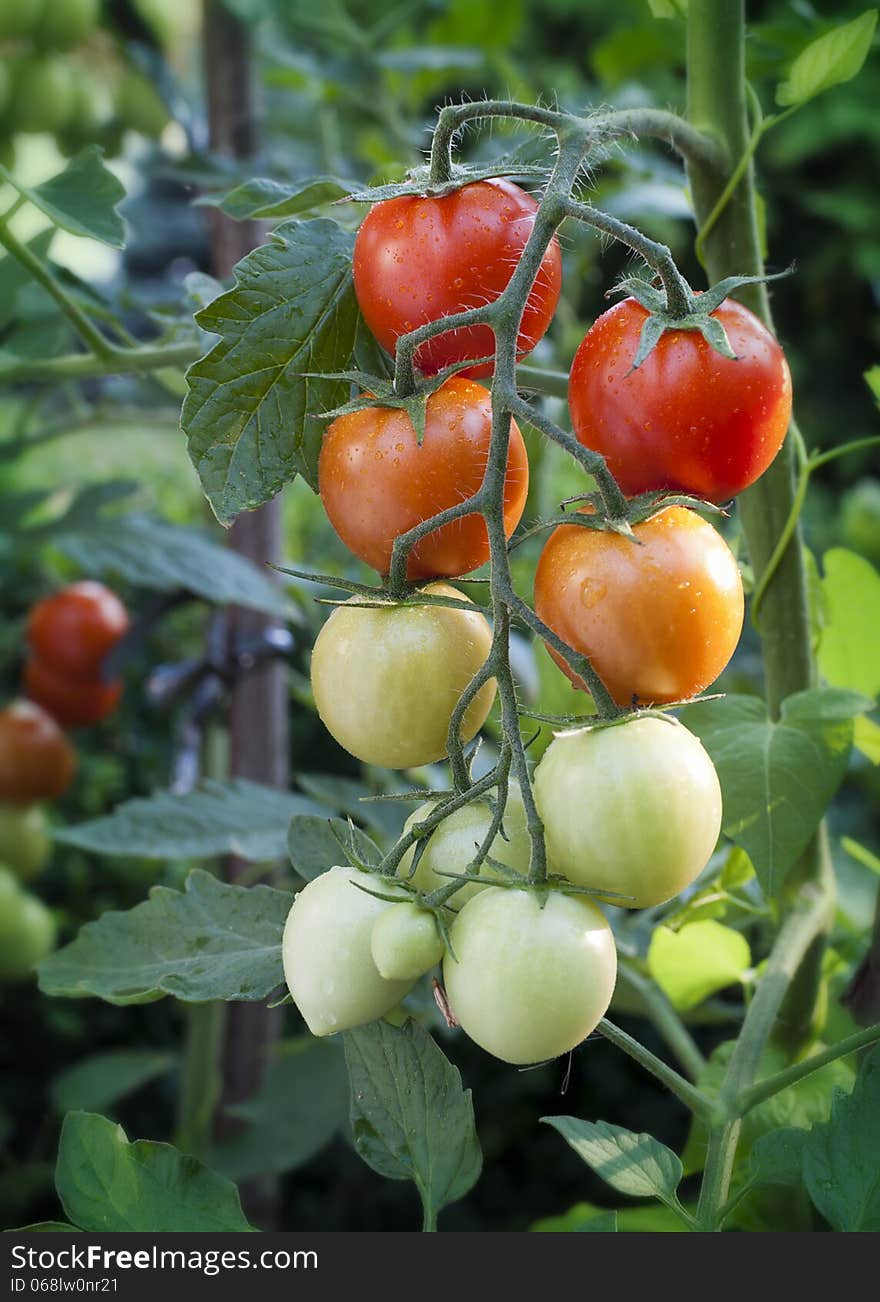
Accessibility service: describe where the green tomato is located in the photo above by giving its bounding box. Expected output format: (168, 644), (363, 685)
(370, 902), (445, 981)
(397, 780), (531, 904)
(115, 69), (169, 138)
(0, 803), (51, 881)
(11, 55), (77, 132)
(533, 716), (722, 909)
(310, 583), (496, 770)
(0, 866), (56, 982)
(282, 866), (412, 1036)
(841, 477), (880, 566)
(33, 0), (99, 50)
(443, 887), (617, 1064)
(0, 0), (44, 41)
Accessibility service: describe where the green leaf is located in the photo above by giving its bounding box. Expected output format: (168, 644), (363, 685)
(681, 688), (865, 897)
(777, 11), (878, 107)
(38, 869), (291, 1006)
(647, 921), (751, 1011)
(56, 1113), (253, 1232)
(818, 549), (880, 698)
(9, 1223), (80, 1233)
(854, 716), (880, 764)
(3, 148), (126, 247)
(182, 219), (360, 525)
(802, 1044), (880, 1230)
(647, 0), (687, 16)
(54, 514), (295, 620)
(197, 176), (353, 221)
(344, 1019), (481, 1228)
(54, 780), (322, 862)
(288, 815), (381, 881)
(532, 1200), (685, 1232)
(51, 1052), (175, 1116)
(750, 1127), (807, 1189)
(542, 1118), (683, 1211)
(212, 1039), (348, 1181)
(866, 365), (880, 402)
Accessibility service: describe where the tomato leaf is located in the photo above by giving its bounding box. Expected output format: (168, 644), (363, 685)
(288, 815), (381, 881)
(11, 1223), (80, 1232)
(776, 11), (878, 108)
(853, 716), (880, 764)
(818, 549), (880, 699)
(182, 219), (361, 524)
(53, 779), (322, 862)
(211, 1038), (348, 1181)
(50, 1051), (175, 1116)
(55, 1113), (254, 1232)
(0, 148), (126, 247)
(680, 688), (866, 898)
(343, 1019), (481, 1228)
(750, 1127), (807, 1189)
(542, 1118), (684, 1212)
(38, 869), (292, 1005)
(801, 1044), (880, 1230)
(196, 175), (353, 221)
(647, 920), (751, 1011)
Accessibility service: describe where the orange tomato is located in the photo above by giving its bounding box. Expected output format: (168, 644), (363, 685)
(0, 700), (76, 804)
(27, 581), (129, 680)
(24, 658), (123, 729)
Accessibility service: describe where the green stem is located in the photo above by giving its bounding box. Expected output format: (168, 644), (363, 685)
(616, 960), (707, 1081)
(565, 200), (693, 318)
(0, 341), (203, 384)
(738, 1021), (880, 1115)
(596, 1019), (715, 1121)
(175, 1000), (226, 1159)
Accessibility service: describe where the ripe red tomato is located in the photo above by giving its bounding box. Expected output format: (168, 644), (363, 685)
(24, 658), (123, 729)
(319, 377), (529, 579)
(0, 701), (76, 804)
(534, 506), (743, 706)
(27, 581), (129, 679)
(568, 297), (792, 502)
(353, 179), (562, 378)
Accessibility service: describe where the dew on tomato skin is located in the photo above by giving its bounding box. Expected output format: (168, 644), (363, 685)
(579, 578), (607, 609)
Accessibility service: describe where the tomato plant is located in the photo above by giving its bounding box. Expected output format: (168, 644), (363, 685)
(319, 377), (529, 579)
(0, 701), (76, 804)
(534, 505), (744, 706)
(353, 179), (562, 377)
(569, 296), (792, 502)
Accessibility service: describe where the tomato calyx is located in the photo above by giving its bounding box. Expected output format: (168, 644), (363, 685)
(316, 360), (496, 437)
(614, 267), (793, 371)
(511, 488), (729, 554)
(343, 159), (552, 206)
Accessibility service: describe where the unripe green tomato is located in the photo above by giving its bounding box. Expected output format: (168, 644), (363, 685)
(0, 0), (44, 41)
(533, 716), (722, 909)
(310, 584), (496, 769)
(370, 902), (445, 981)
(443, 887), (617, 1064)
(11, 55), (77, 132)
(0, 867), (56, 982)
(33, 0), (99, 51)
(397, 781), (530, 904)
(282, 866), (412, 1036)
(841, 478), (880, 566)
(0, 803), (51, 881)
(115, 69), (169, 138)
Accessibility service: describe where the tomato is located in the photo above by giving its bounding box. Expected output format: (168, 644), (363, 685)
(24, 658), (123, 729)
(0, 803), (52, 881)
(319, 377), (529, 580)
(115, 71), (170, 138)
(443, 887), (617, 1064)
(310, 583), (496, 769)
(282, 866), (412, 1035)
(28, 581), (130, 680)
(534, 506), (743, 706)
(397, 781), (531, 903)
(353, 179), (562, 378)
(11, 55), (77, 133)
(0, 701), (76, 804)
(34, 0), (99, 51)
(370, 902), (445, 981)
(0, 868), (56, 983)
(533, 716), (722, 908)
(569, 297), (792, 503)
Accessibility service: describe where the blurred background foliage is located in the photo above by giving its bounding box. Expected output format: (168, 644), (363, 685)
(1, 0), (878, 1231)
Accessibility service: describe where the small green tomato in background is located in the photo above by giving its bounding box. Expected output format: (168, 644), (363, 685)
(443, 887), (617, 1065)
(310, 583), (496, 770)
(533, 716), (722, 909)
(282, 866), (411, 1036)
(115, 69), (170, 138)
(0, 866), (57, 982)
(0, 803), (51, 881)
(33, 0), (99, 51)
(11, 54), (77, 133)
(371, 902), (445, 981)
(397, 781), (531, 903)
(841, 477), (880, 566)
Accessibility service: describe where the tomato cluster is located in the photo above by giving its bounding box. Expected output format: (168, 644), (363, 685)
(290, 178), (792, 1064)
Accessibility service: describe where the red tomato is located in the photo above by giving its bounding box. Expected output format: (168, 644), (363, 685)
(24, 658), (123, 729)
(353, 179), (562, 378)
(534, 506), (743, 706)
(27, 581), (129, 679)
(568, 297), (792, 502)
(319, 377), (529, 579)
(0, 700), (76, 804)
